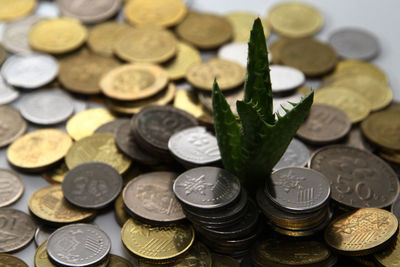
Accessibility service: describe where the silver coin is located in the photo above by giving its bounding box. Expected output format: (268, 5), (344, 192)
(168, 126), (221, 165)
(2, 15), (43, 54)
(36, 1), (59, 18)
(0, 169), (24, 208)
(34, 226), (55, 247)
(47, 223), (111, 267)
(173, 167), (241, 209)
(19, 89), (74, 125)
(270, 65), (305, 93)
(273, 93), (303, 117)
(62, 162), (123, 209)
(0, 208), (36, 253)
(0, 76), (19, 105)
(218, 42), (248, 67)
(273, 138), (309, 170)
(1, 53), (58, 89)
(266, 167), (331, 213)
(328, 28), (380, 61)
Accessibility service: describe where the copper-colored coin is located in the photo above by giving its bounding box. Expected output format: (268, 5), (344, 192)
(115, 26), (177, 64)
(7, 129), (72, 171)
(325, 208), (398, 256)
(58, 49), (120, 95)
(28, 185), (95, 225)
(186, 58), (246, 91)
(100, 63), (168, 101)
(0, 254), (28, 266)
(0, 105), (27, 148)
(297, 104), (351, 145)
(269, 38), (290, 64)
(281, 38), (337, 77)
(176, 11), (233, 50)
(123, 172), (185, 223)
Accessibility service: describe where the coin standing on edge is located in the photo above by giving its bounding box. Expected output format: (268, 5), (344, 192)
(0, 169), (24, 208)
(0, 105), (27, 148)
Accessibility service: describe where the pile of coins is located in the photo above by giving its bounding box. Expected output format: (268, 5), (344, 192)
(0, 0), (400, 266)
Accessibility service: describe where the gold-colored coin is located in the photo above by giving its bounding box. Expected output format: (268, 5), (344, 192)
(164, 42), (201, 80)
(100, 63), (168, 101)
(65, 133), (131, 174)
(173, 90), (213, 125)
(107, 83), (176, 115)
(0, 254), (28, 266)
(58, 49), (120, 95)
(211, 253), (239, 267)
(374, 230), (400, 267)
(331, 74), (392, 111)
(121, 218), (195, 261)
(66, 108), (116, 140)
(41, 162), (68, 184)
(87, 22), (132, 56)
(0, 44), (7, 66)
(29, 17), (87, 54)
(269, 38), (289, 64)
(226, 12), (270, 42)
(176, 11), (233, 50)
(124, 0), (187, 28)
(108, 254), (134, 267)
(34, 241), (54, 267)
(29, 185), (95, 224)
(114, 194), (129, 226)
(325, 208), (398, 256)
(115, 26), (177, 64)
(186, 58), (246, 91)
(267, 2), (323, 38)
(314, 87), (371, 123)
(0, 0), (36, 21)
(7, 129), (72, 171)
(361, 108), (400, 151)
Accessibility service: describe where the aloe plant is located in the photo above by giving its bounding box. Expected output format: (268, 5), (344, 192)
(212, 18), (314, 194)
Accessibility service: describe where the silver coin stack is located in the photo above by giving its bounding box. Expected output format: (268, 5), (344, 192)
(257, 167), (332, 237)
(173, 166), (262, 258)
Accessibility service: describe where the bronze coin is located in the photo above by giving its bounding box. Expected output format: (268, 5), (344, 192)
(0, 105), (27, 148)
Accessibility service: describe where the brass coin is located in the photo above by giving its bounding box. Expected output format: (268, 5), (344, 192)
(314, 87), (371, 123)
(100, 63), (168, 101)
(66, 108), (116, 140)
(164, 42), (201, 80)
(226, 12), (270, 43)
(0, 0), (36, 21)
(0, 169), (24, 208)
(174, 90), (210, 119)
(267, 2), (323, 38)
(198, 88), (244, 114)
(124, 0), (187, 28)
(121, 218), (195, 261)
(325, 208), (398, 256)
(108, 254), (134, 267)
(374, 230), (400, 267)
(114, 194), (129, 226)
(0, 254), (28, 266)
(107, 83), (176, 115)
(65, 133), (131, 174)
(176, 11), (233, 50)
(269, 38), (290, 64)
(41, 162), (68, 184)
(7, 129), (72, 171)
(87, 22), (132, 56)
(0, 105), (27, 148)
(280, 38), (337, 77)
(34, 241), (54, 267)
(186, 58), (246, 91)
(361, 108), (400, 151)
(115, 26), (177, 64)
(58, 49), (120, 95)
(29, 17), (87, 54)
(29, 185), (95, 225)
(211, 253), (239, 267)
(379, 150), (400, 164)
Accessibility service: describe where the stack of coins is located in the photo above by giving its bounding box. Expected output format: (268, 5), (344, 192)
(257, 167), (332, 237)
(173, 167), (261, 258)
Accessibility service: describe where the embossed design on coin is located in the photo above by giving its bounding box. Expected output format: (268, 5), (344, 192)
(47, 224), (111, 267)
(0, 105), (27, 148)
(173, 167), (241, 209)
(273, 138), (309, 170)
(123, 172), (185, 223)
(0, 169), (23, 208)
(0, 208), (35, 253)
(309, 145), (400, 209)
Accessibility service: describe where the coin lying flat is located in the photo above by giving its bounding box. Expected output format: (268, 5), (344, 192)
(176, 11), (233, 49)
(199, 87), (244, 115)
(0, 0), (36, 21)
(0, 169), (24, 208)
(41, 162), (68, 184)
(297, 104), (351, 145)
(47, 224), (111, 267)
(164, 42), (202, 80)
(100, 63), (168, 101)
(7, 129), (72, 171)
(187, 58), (246, 91)
(269, 38), (290, 64)
(226, 12), (270, 43)
(1, 53), (58, 89)
(29, 17), (87, 54)
(0, 45), (6, 67)
(0, 254), (28, 267)
(0, 208), (36, 253)
(94, 118), (128, 137)
(270, 65), (305, 93)
(0, 105), (27, 148)
(57, 0), (121, 24)
(273, 138), (310, 170)
(34, 241), (53, 267)
(218, 42), (248, 67)
(309, 145), (400, 209)
(325, 208), (398, 256)
(329, 28), (380, 61)
(0, 76), (19, 105)
(173, 167), (241, 209)
(29, 185), (95, 225)
(115, 26), (177, 64)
